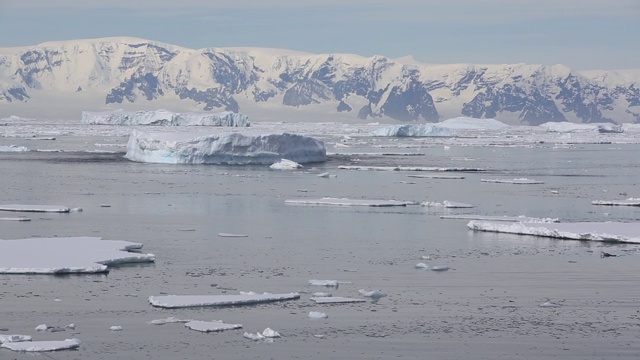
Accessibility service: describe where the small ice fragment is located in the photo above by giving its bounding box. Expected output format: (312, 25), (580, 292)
(109, 326), (123, 331)
(314, 334), (325, 338)
(243, 332), (265, 340)
(358, 289), (388, 300)
(100, 204), (111, 208)
(54, 298), (62, 302)
(239, 291), (258, 295)
(35, 324), (48, 331)
(70, 207), (83, 212)
(317, 172), (330, 178)
(421, 255), (431, 260)
(414, 263), (429, 269)
(66, 324), (75, 329)
(0, 334), (32, 344)
(311, 296), (366, 304)
(312, 292), (332, 297)
(49, 327), (66, 333)
(309, 280), (339, 287)
(539, 301), (560, 308)
(431, 266), (450, 272)
(309, 311), (328, 320)
(551, 191), (559, 194)
(218, 233), (248, 237)
(262, 328), (280, 338)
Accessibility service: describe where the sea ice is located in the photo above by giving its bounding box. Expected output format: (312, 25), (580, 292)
(184, 320), (242, 333)
(308, 311), (328, 320)
(338, 166), (484, 172)
(539, 301), (561, 308)
(269, 159), (303, 170)
(372, 124), (455, 137)
(243, 332), (265, 340)
(0, 145), (29, 152)
(35, 324), (48, 331)
(407, 174), (465, 180)
(437, 117), (509, 130)
(0, 335), (32, 343)
(309, 280), (339, 287)
(261, 328), (281, 338)
(312, 292), (332, 297)
(81, 109), (250, 127)
(414, 263), (429, 269)
(217, 233), (249, 237)
(440, 215), (559, 223)
(0, 204), (70, 213)
(311, 297), (367, 304)
(148, 292), (300, 308)
(481, 178), (544, 185)
(0, 237), (155, 274)
(286, 198), (413, 207)
(0, 217), (31, 221)
(592, 198), (640, 207)
(149, 317), (193, 325)
(467, 221), (640, 244)
(421, 201), (475, 208)
(125, 130), (326, 165)
(0, 338), (81, 352)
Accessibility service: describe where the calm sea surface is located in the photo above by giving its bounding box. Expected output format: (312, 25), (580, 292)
(1, 129), (639, 359)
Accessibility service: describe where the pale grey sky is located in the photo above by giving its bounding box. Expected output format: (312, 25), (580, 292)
(0, 0), (638, 70)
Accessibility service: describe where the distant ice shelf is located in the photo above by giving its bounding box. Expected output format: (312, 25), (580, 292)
(372, 124), (455, 137)
(125, 130), (326, 165)
(148, 292), (301, 308)
(81, 109), (250, 127)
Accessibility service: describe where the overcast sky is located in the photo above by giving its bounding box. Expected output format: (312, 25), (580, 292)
(0, 0), (638, 70)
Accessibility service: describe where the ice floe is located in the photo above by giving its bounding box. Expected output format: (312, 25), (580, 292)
(217, 233), (249, 237)
(421, 200), (475, 208)
(592, 198), (640, 206)
(125, 130), (326, 165)
(0, 217), (31, 221)
(0, 237), (155, 274)
(149, 317), (193, 325)
(312, 292), (332, 297)
(481, 178), (544, 184)
(467, 221), (640, 244)
(308, 311), (328, 320)
(148, 292), (300, 308)
(311, 297), (367, 304)
(286, 198), (414, 207)
(414, 263), (429, 269)
(0, 204), (70, 213)
(338, 166), (484, 172)
(1, 338), (81, 352)
(372, 124), (455, 137)
(407, 174), (465, 180)
(430, 266), (450, 272)
(440, 215), (559, 223)
(309, 280), (339, 287)
(109, 326), (123, 331)
(185, 320), (242, 333)
(0, 335), (32, 343)
(269, 159), (302, 170)
(0, 145), (29, 152)
(261, 328), (281, 338)
(81, 109), (250, 127)
(438, 117), (509, 130)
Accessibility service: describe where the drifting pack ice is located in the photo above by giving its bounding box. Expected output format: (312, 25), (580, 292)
(81, 109), (250, 127)
(125, 130), (326, 165)
(372, 124), (455, 137)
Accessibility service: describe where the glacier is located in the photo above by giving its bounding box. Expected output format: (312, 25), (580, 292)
(81, 109), (249, 127)
(372, 124), (455, 137)
(125, 130), (326, 165)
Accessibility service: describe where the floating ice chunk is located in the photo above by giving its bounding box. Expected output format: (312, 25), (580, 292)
(218, 233), (248, 237)
(308, 311), (328, 320)
(66, 324), (75, 329)
(262, 328), (281, 338)
(309, 280), (339, 287)
(440, 215), (559, 223)
(539, 301), (561, 308)
(35, 324), (48, 331)
(270, 159), (303, 170)
(592, 198), (640, 207)
(0, 236), (155, 274)
(1, 338), (81, 352)
(311, 297), (366, 304)
(149, 317), (193, 325)
(312, 292), (332, 297)
(421, 201), (474, 208)
(358, 289), (387, 300)
(414, 263), (429, 269)
(0, 335), (32, 343)
(338, 166), (484, 172)
(481, 178), (544, 185)
(0, 204), (70, 213)
(148, 292), (300, 308)
(109, 326), (122, 331)
(407, 175), (465, 179)
(70, 207), (83, 212)
(0, 145), (29, 152)
(243, 332), (265, 340)
(0, 217), (31, 221)
(438, 117), (509, 130)
(431, 266), (450, 272)
(81, 109), (250, 127)
(125, 130), (326, 165)
(286, 198), (413, 207)
(467, 221), (640, 244)
(185, 320), (242, 333)
(372, 124), (455, 137)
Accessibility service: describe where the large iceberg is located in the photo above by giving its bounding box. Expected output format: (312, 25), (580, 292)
(372, 124), (455, 137)
(437, 117), (509, 130)
(81, 109), (250, 127)
(125, 130), (326, 165)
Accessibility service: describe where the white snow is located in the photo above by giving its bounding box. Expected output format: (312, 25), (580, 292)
(309, 280), (339, 287)
(481, 178), (544, 184)
(308, 311), (328, 320)
(421, 200), (475, 208)
(286, 197), (413, 207)
(592, 198), (640, 206)
(0, 236), (155, 274)
(372, 124), (455, 137)
(0, 145), (29, 152)
(440, 215), (559, 223)
(1, 338), (81, 352)
(185, 320), (242, 333)
(438, 117), (509, 130)
(467, 221), (640, 244)
(0, 204), (70, 213)
(125, 130), (326, 165)
(148, 292), (300, 308)
(311, 296), (367, 304)
(0, 335), (32, 344)
(270, 158), (303, 170)
(81, 109), (250, 127)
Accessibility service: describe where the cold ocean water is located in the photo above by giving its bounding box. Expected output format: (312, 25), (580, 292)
(1, 124), (640, 359)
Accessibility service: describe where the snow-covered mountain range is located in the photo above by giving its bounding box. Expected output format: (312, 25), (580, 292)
(1, 37), (638, 124)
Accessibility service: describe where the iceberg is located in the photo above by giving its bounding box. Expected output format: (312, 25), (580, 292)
(0, 204), (70, 213)
(437, 117), (509, 130)
(467, 221), (640, 244)
(148, 292), (300, 308)
(184, 320), (242, 333)
(592, 198), (640, 207)
(372, 124), (455, 137)
(125, 130), (326, 165)
(0, 236), (155, 274)
(286, 198), (413, 207)
(1, 338), (81, 352)
(311, 297), (366, 304)
(81, 109), (250, 127)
